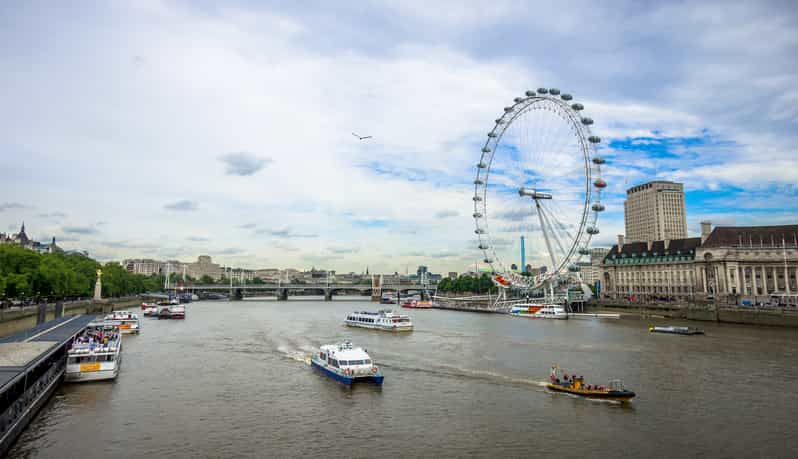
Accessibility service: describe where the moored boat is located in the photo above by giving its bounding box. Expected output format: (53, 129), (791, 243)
(402, 300), (433, 309)
(310, 340), (384, 386)
(104, 311), (141, 334)
(168, 304), (186, 319)
(65, 321), (122, 382)
(649, 325), (704, 335)
(510, 303), (568, 319)
(157, 306), (172, 320)
(142, 305), (158, 317)
(546, 365), (635, 402)
(345, 309), (413, 331)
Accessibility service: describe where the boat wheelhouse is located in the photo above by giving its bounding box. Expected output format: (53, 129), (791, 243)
(65, 321), (122, 382)
(345, 310), (413, 331)
(310, 341), (383, 386)
(510, 303), (568, 319)
(104, 311), (141, 334)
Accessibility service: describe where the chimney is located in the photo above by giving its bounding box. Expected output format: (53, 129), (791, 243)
(617, 234), (624, 251)
(700, 221), (712, 244)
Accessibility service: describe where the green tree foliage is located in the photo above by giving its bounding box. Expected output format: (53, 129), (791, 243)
(0, 245), (163, 300)
(436, 274), (497, 294)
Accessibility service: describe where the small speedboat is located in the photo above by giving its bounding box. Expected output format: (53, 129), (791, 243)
(310, 340), (384, 386)
(142, 305), (158, 317)
(649, 325), (704, 335)
(546, 365), (635, 402)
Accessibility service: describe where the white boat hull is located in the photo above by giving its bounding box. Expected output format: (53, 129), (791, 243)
(65, 367), (119, 382)
(345, 321), (413, 332)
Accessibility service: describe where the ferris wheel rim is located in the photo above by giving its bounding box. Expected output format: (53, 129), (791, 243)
(472, 89), (605, 289)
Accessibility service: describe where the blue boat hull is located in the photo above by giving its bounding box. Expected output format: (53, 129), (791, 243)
(311, 360), (384, 386)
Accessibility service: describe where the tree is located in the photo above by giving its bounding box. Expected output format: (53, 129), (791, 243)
(200, 274), (215, 284)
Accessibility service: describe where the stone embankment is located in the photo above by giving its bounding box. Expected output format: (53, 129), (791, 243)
(593, 302), (798, 328)
(0, 297), (141, 337)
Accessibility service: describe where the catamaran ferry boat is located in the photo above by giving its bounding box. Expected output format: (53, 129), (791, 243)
(510, 303), (568, 319)
(345, 309), (413, 331)
(65, 321), (122, 382)
(105, 311), (141, 334)
(310, 340), (384, 386)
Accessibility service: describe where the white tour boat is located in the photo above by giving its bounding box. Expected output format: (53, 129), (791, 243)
(310, 340), (384, 386)
(105, 310), (141, 333)
(345, 309), (413, 332)
(510, 303), (569, 319)
(65, 321), (122, 382)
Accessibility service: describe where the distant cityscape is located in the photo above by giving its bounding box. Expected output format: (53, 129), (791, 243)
(2, 179), (796, 303)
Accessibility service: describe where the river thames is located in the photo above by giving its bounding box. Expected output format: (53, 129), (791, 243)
(8, 298), (798, 458)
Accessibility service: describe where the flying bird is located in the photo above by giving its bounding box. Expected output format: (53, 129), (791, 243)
(352, 132), (373, 140)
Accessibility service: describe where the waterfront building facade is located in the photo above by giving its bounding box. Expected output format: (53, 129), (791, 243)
(186, 255), (223, 281)
(624, 181), (687, 243)
(694, 223), (798, 301)
(0, 222), (62, 254)
(581, 247), (608, 286)
(600, 234), (701, 300)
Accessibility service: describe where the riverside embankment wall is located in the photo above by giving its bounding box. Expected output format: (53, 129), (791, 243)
(0, 297), (140, 338)
(594, 303), (798, 328)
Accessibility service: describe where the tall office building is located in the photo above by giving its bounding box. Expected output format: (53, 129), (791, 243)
(624, 181), (688, 243)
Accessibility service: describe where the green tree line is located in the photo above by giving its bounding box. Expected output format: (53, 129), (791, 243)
(0, 244), (164, 301)
(436, 274), (497, 294)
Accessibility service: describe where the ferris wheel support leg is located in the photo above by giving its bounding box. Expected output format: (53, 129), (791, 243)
(535, 199), (558, 271)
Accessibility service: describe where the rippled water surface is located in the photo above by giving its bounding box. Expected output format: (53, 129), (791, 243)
(10, 298), (798, 458)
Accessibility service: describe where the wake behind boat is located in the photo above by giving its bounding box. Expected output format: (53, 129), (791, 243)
(310, 340), (384, 386)
(510, 303), (568, 319)
(345, 309), (413, 331)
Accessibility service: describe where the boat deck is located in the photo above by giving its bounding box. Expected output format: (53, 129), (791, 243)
(0, 315), (96, 391)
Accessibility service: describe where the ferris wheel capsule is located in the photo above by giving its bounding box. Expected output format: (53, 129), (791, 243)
(484, 258), (494, 264)
(514, 97), (524, 103)
(478, 243), (489, 250)
(578, 247), (591, 255)
(475, 228), (485, 234)
(474, 179), (484, 185)
(588, 136), (601, 143)
(571, 103), (584, 111)
(473, 212), (483, 218)
(567, 264), (580, 272)
(504, 107), (514, 113)
(472, 195), (483, 201)
(561, 94), (573, 101)
(586, 226), (600, 235)
(525, 90), (535, 97)
(594, 179), (607, 188)
(482, 147), (492, 153)
(537, 87), (548, 94)
(548, 88), (561, 95)
(592, 203), (605, 212)
(592, 157), (605, 165)
(495, 119), (505, 124)
(581, 117), (593, 125)
(477, 161), (487, 168)
(488, 132), (497, 138)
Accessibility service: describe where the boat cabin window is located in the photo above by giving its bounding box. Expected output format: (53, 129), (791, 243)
(364, 359), (371, 364)
(330, 359), (339, 368)
(320, 352), (326, 360)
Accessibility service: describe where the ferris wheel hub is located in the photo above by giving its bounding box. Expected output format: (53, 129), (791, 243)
(518, 187), (552, 200)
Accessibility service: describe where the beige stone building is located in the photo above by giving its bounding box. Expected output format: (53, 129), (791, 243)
(186, 255), (223, 281)
(694, 223), (798, 302)
(600, 234), (701, 300)
(624, 181), (687, 243)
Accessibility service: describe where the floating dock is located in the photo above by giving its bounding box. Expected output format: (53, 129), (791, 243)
(0, 314), (96, 456)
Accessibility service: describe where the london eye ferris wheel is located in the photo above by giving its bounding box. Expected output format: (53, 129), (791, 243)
(472, 87), (606, 290)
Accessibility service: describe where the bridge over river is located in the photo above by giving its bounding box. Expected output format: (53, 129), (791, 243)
(167, 282), (435, 301)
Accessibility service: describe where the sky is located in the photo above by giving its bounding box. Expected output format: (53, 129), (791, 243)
(1, 0), (797, 274)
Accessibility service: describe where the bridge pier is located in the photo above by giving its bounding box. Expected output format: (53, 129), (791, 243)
(231, 288), (243, 301)
(324, 289), (333, 301)
(278, 288), (288, 301)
